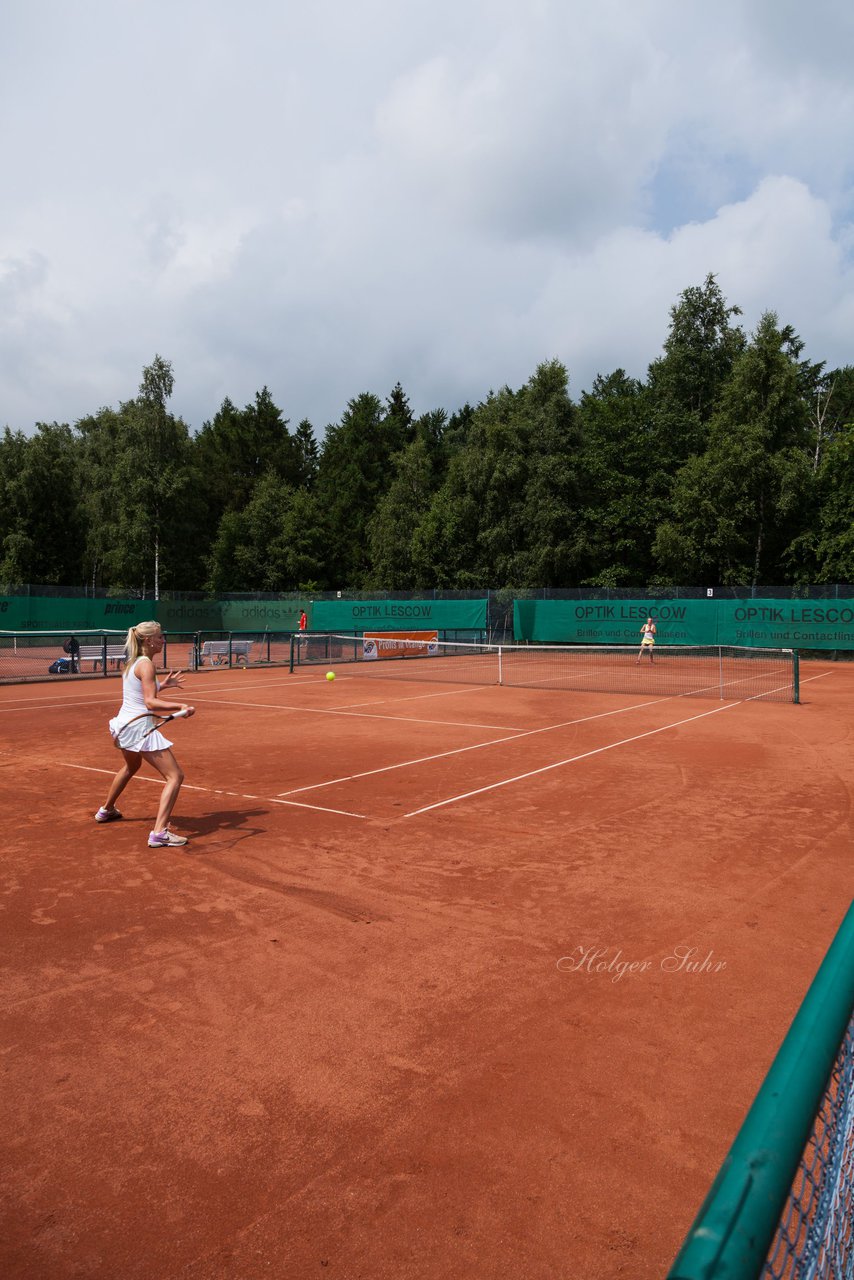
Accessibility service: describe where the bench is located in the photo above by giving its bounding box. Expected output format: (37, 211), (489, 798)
(197, 640), (252, 667)
(78, 644), (127, 671)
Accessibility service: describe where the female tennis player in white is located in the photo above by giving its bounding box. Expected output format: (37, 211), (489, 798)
(95, 620), (195, 847)
(637, 616), (656, 663)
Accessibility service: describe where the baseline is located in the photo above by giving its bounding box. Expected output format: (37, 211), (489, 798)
(61, 761), (370, 820)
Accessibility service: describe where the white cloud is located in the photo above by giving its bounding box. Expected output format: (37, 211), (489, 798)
(0, 0), (852, 434)
(526, 178), (852, 391)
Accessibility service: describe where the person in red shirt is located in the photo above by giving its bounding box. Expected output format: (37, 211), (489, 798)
(299, 609), (307, 631)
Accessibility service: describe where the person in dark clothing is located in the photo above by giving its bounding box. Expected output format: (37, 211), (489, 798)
(63, 635), (81, 673)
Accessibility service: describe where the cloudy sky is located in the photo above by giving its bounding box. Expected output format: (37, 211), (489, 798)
(2, 0), (853, 436)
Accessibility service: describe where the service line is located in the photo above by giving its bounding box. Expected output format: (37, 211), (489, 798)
(277, 695), (670, 796)
(188, 694), (526, 734)
(403, 699), (739, 817)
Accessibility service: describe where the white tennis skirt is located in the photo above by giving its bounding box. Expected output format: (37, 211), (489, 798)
(109, 716), (173, 753)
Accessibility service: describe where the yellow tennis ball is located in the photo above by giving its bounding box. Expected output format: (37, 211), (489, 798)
(326, 670), (335, 681)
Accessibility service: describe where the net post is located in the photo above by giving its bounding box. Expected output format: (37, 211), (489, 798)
(792, 649), (800, 704)
(498, 645), (503, 685)
(101, 633), (107, 676)
(289, 633), (296, 673)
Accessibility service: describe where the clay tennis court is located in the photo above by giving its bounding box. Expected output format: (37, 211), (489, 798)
(2, 657), (853, 1279)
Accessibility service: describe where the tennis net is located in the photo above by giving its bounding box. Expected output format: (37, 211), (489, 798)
(290, 634), (799, 702)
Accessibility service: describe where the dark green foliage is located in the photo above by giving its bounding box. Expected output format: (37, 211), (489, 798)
(367, 435), (442, 590)
(405, 360), (584, 588)
(0, 282), (851, 594)
(653, 314), (815, 585)
(73, 357), (198, 596)
(0, 423), (84, 584)
(294, 419), (320, 488)
(192, 388), (302, 531)
(577, 371), (659, 586)
(648, 273), (746, 451)
(206, 474), (327, 593)
(314, 390), (418, 587)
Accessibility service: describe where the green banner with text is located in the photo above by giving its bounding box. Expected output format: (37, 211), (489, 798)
(0, 596), (148, 632)
(4, 594), (850, 649)
(310, 598), (487, 633)
(513, 598), (854, 650)
(0, 596), (308, 634)
(0, 596), (485, 637)
(155, 599), (305, 633)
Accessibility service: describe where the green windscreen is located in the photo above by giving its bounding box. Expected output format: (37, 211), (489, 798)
(513, 598), (854, 650)
(308, 598), (487, 634)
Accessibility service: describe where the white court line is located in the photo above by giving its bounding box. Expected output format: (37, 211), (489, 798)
(0, 687), (521, 733)
(189, 672), (525, 724)
(22, 668), (836, 826)
(1, 666), (827, 718)
(338, 683), (506, 710)
(274, 669), (832, 799)
(408, 671), (831, 820)
(401, 678), (838, 818)
(277, 695), (670, 796)
(201, 667), (830, 744)
(0, 673), (323, 711)
(404, 700), (739, 817)
(188, 694), (519, 733)
(264, 797), (368, 818)
(61, 762), (368, 819)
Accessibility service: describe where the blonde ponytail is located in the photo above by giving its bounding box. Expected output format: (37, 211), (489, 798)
(123, 620), (161, 674)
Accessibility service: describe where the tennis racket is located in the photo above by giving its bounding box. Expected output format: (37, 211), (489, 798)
(124, 708), (192, 740)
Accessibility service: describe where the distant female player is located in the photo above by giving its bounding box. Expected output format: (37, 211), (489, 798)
(94, 620), (195, 847)
(637, 616), (656, 664)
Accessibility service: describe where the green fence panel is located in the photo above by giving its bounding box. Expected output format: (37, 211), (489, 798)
(668, 900), (854, 1279)
(156, 600), (305, 633)
(0, 595), (149, 631)
(219, 600), (304, 632)
(717, 598), (854, 648)
(0, 597), (309, 636)
(513, 598), (854, 649)
(5, 594), (851, 649)
(155, 601), (225, 633)
(310, 598), (488, 633)
(513, 598), (717, 645)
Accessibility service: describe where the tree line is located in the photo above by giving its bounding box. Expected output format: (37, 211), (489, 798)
(1, 276), (852, 595)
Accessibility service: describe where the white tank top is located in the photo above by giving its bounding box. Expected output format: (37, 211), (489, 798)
(116, 657), (159, 724)
(109, 658), (172, 752)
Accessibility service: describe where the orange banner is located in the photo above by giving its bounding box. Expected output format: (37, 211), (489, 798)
(362, 630), (439, 661)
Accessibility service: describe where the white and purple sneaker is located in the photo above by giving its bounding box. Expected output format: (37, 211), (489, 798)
(148, 829), (189, 848)
(94, 807), (122, 823)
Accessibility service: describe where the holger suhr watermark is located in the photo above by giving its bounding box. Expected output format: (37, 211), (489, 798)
(557, 945), (727, 983)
